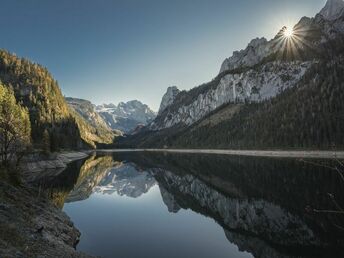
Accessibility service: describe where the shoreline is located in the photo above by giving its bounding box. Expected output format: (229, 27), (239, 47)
(97, 148), (344, 159)
(0, 150), (95, 258)
(22, 151), (91, 182)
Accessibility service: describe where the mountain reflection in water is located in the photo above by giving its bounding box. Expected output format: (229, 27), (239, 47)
(37, 152), (344, 258)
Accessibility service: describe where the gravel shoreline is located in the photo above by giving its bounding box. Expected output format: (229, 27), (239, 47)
(97, 148), (344, 159)
(22, 151), (91, 182)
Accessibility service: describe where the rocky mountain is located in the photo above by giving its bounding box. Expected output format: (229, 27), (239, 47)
(118, 0), (344, 149)
(149, 0), (344, 131)
(66, 97), (111, 130)
(320, 0), (344, 21)
(66, 97), (119, 145)
(96, 100), (156, 133)
(151, 61), (310, 129)
(158, 86), (180, 114)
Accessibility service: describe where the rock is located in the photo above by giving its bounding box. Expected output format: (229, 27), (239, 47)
(158, 86), (181, 114)
(319, 0), (344, 21)
(220, 37), (270, 73)
(22, 151), (89, 183)
(151, 61), (311, 130)
(66, 97), (111, 131)
(0, 181), (95, 258)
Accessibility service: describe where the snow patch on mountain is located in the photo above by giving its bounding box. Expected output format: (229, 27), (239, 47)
(96, 100), (156, 133)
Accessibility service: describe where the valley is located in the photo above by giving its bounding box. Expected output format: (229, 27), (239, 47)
(1, 0), (344, 257)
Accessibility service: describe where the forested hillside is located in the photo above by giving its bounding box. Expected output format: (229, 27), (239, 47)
(0, 50), (114, 150)
(66, 98), (117, 147)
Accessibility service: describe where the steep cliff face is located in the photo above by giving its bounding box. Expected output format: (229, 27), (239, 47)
(220, 37), (271, 73)
(149, 1), (344, 132)
(319, 0), (344, 21)
(151, 61), (311, 129)
(158, 86), (180, 114)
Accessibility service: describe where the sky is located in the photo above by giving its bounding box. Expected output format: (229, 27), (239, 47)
(0, 0), (326, 111)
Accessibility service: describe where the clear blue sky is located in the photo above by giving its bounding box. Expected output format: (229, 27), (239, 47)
(0, 0), (325, 110)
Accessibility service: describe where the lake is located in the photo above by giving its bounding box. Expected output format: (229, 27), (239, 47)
(37, 152), (344, 258)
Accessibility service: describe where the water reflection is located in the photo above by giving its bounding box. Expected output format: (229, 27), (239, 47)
(66, 155), (115, 202)
(94, 163), (156, 198)
(36, 152), (344, 258)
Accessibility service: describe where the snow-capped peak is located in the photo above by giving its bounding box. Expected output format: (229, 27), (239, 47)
(319, 0), (344, 21)
(95, 100), (156, 133)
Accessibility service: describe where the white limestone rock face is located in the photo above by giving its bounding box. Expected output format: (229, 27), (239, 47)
(319, 0), (344, 21)
(151, 61), (311, 130)
(220, 38), (272, 73)
(158, 86), (180, 114)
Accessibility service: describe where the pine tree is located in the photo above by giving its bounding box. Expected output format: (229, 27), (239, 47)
(0, 83), (31, 167)
(42, 129), (50, 154)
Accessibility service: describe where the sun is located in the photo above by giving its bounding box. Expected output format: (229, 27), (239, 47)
(284, 27), (294, 38)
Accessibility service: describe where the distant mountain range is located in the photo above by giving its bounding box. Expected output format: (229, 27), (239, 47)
(96, 100), (156, 133)
(117, 0), (344, 149)
(66, 98), (156, 135)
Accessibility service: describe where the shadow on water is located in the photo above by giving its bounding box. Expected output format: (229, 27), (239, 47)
(35, 152), (344, 258)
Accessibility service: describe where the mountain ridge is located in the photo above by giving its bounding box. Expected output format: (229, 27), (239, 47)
(116, 1), (344, 150)
(96, 100), (156, 134)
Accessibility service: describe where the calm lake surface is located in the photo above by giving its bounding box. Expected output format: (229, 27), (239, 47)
(38, 152), (344, 258)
